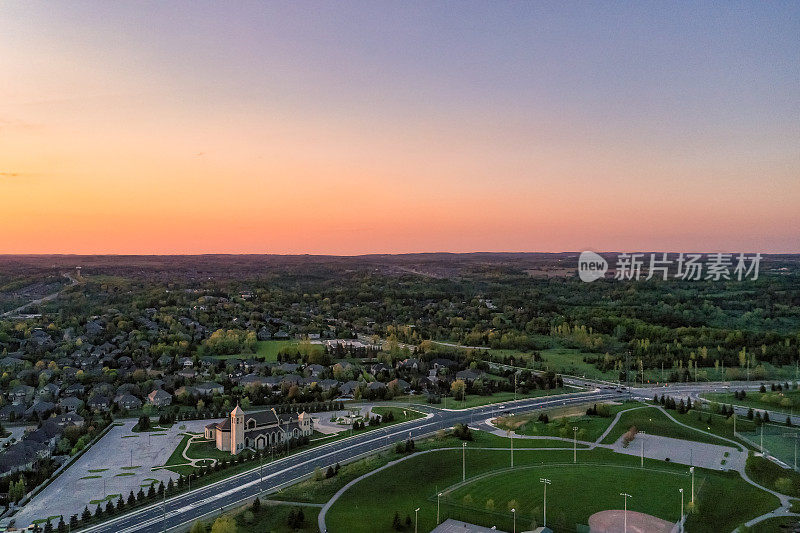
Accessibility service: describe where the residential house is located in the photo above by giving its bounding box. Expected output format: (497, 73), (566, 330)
(147, 389), (172, 408)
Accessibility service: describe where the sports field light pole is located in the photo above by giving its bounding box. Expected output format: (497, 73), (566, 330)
(573, 426), (578, 463)
(783, 432), (799, 471)
(620, 492), (631, 533)
(540, 478), (551, 528)
(511, 507), (516, 533)
(414, 507), (420, 533)
(640, 431), (646, 468)
(509, 429), (514, 468)
(437, 492), (442, 524)
(462, 442), (467, 482)
(679, 488), (684, 533)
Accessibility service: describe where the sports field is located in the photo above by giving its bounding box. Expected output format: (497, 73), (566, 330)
(324, 443), (778, 533)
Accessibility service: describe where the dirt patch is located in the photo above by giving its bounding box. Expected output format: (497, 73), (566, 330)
(588, 509), (676, 533)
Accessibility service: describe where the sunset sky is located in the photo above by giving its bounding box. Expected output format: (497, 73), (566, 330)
(1, 2), (798, 254)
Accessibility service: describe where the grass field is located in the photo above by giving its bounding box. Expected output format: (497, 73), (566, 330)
(185, 439), (233, 461)
(702, 389), (800, 416)
(495, 401), (640, 442)
(209, 340), (324, 362)
(272, 431), (589, 505)
(325, 445), (777, 533)
(600, 405), (741, 448)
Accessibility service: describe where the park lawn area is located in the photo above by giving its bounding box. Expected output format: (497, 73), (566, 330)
(745, 453), (800, 498)
(496, 401), (641, 442)
(654, 403), (762, 450)
(273, 430), (588, 505)
(212, 340), (324, 362)
(600, 405), (738, 447)
(325, 446), (777, 533)
(702, 389), (800, 416)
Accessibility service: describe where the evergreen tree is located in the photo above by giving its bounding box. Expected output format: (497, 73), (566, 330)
(81, 506), (91, 522)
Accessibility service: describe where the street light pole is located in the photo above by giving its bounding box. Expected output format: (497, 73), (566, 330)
(620, 493), (631, 533)
(690, 467), (695, 505)
(573, 426), (578, 463)
(414, 507), (420, 533)
(511, 508), (516, 533)
(540, 478), (551, 528)
(437, 492), (442, 524)
(679, 488), (684, 533)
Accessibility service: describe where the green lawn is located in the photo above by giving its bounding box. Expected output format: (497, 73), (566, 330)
(702, 389), (800, 417)
(185, 439), (235, 462)
(210, 340), (324, 362)
(495, 401), (641, 442)
(600, 405), (740, 447)
(745, 453), (800, 498)
(325, 446), (777, 533)
(273, 431), (588, 505)
(162, 434), (193, 470)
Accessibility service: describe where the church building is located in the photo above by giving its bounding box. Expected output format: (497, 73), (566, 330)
(204, 405), (313, 455)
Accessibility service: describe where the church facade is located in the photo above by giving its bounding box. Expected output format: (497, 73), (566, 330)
(204, 405), (313, 455)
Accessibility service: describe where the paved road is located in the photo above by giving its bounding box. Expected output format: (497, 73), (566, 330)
(79, 388), (625, 533)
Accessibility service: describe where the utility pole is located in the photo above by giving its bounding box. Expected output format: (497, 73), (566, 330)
(620, 492), (631, 533)
(540, 478), (551, 528)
